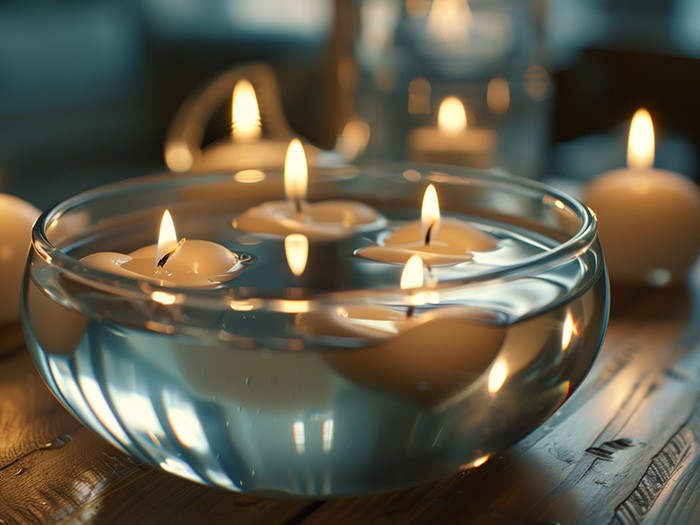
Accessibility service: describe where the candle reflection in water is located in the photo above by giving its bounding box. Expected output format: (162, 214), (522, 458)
(408, 96), (496, 168)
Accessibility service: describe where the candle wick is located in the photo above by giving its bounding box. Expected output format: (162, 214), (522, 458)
(157, 237), (186, 267)
(294, 197), (304, 216)
(424, 220), (437, 245)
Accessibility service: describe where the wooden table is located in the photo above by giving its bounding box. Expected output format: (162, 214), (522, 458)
(1, 266), (699, 524)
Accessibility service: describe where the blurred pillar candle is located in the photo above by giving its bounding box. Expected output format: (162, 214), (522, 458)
(408, 96), (495, 168)
(0, 194), (40, 323)
(583, 109), (700, 286)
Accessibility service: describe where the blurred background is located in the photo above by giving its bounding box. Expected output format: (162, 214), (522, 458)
(0, 0), (698, 209)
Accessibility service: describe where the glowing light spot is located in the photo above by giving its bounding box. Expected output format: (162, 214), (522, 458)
(561, 310), (578, 351)
(231, 79), (262, 143)
(323, 418), (335, 453)
(234, 169), (266, 183)
(229, 300), (255, 311)
(160, 457), (203, 483)
(151, 291), (178, 305)
(401, 255), (425, 290)
(285, 234), (309, 277)
(293, 421), (306, 454)
(488, 360), (508, 394)
(284, 139), (307, 207)
(627, 108), (655, 170)
(163, 389), (209, 453)
(437, 96), (467, 135)
(472, 454), (490, 468)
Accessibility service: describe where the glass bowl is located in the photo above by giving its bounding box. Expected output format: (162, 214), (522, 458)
(22, 164), (608, 497)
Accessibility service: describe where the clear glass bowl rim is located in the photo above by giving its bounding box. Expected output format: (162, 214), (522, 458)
(30, 164), (600, 308)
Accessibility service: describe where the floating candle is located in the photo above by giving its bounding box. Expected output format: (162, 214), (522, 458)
(297, 255), (506, 406)
(82, 210), (248, 288)
(0, 194), (40, 323)
(583, 108), (700, 286)
(408, 97), (496, 168)
(234, 139), (386, 241)
(356, 183), (498, 265)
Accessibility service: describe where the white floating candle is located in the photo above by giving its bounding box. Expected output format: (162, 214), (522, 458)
(0, 194), (40, 324)
(356, 183), (498, 265)
(408, 97), (495, 168)
(234, 139), (386, 241)
(297, 255), (505, 406)
(583, 108), (700, 286)
(82, 210), (247, 288)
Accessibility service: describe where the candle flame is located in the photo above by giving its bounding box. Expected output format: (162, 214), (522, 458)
(400, 254), (425, 290)
(284, 138), (308, 211)
(231, 79), (262, 143)
(421, 184), (441, 244)
(438, 96), (467, 135)
(156, 210), (180, 263)
(284, 233), (309, 277)
(627, 108), (655, 169)
(427, 0), (472, 51)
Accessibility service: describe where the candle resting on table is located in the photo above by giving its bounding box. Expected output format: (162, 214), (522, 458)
(297, 255), (506, 406)
(82, 210), (248, 288)
(356, 183), (498, 265)
(408, 97), (495, 168)
(234, 139), (386, 241)
(166, 72), (328, 173)
(583, 108), (700, 286)
(0, 194), (40, 324)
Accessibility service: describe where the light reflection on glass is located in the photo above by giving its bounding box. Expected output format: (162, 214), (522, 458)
(472, 454), (489, 468)
(112, 388), (164, 438)
(488, 360), (508, 394)
(160, 457), (203, 483)
(79, 374), (130, 445)
(206, 468), (237, 490)
(322, 418), (334, 453)
(561, 309), (576, 351)
(163, 389), (209, 453)
(151, 291), (178, 306)
(49, 359), (106, 440)
(293, 421), (306, 454)
(234, 169), (266, 184)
